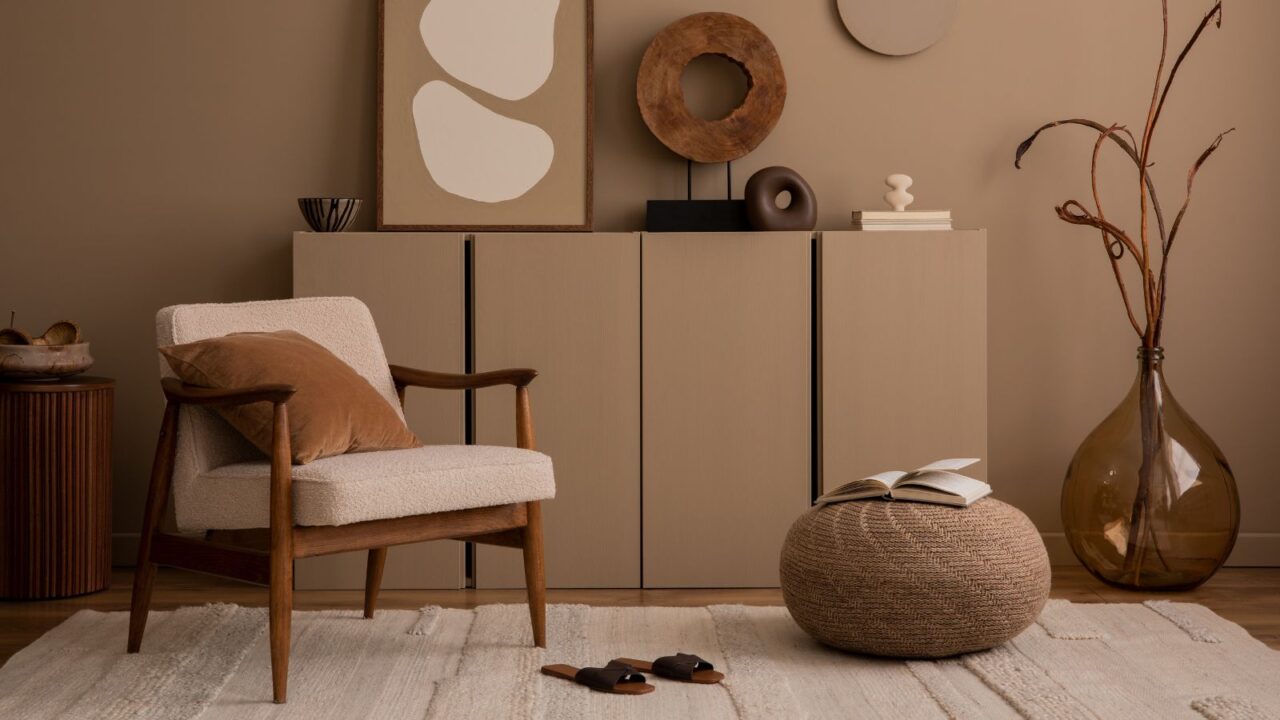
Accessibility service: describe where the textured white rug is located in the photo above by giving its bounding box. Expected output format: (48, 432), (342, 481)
(1, 600), (1277, 719)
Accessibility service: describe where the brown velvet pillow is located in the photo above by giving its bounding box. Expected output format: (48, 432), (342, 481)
(160, 330), (421, 464)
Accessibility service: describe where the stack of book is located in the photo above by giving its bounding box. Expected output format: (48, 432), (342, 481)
(851, 210), (952, 231)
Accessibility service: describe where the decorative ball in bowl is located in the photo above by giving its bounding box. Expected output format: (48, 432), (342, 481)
(298, 197), (362, 232)
(0, 343), (94, 380)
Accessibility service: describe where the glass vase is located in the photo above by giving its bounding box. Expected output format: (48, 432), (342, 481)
(1061, 347), (1239, 590)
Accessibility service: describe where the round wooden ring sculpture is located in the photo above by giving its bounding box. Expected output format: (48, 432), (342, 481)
(745, 166), (816, 231)
(636, 13), (786, 164)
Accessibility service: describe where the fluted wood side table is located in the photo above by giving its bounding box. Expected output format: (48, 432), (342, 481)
(0, 376), (113, 599)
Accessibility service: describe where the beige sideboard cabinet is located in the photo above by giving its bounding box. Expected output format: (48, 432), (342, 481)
(293, 229), (987, 590)
(472, 233), (641, 589)
(819, 230), (988, 490)
(642, 232), (813, 587)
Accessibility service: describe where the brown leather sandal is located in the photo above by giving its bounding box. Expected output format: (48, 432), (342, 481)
(613, 653), (724, 684)
(540, 661), (656, 695)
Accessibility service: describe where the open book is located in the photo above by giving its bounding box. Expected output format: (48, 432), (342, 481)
(817, 458), (991, 507)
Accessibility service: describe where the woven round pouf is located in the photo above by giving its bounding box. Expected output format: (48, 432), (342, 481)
(780, 499), (1050, 658)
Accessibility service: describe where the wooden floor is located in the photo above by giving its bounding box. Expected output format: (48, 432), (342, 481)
(3, 566), (1278, 666)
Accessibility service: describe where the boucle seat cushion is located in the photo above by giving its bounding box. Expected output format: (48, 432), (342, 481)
(175, 444), (555, 531)
(780, 498), (1051, 658)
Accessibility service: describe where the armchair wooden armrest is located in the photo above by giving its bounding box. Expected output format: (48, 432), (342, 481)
(389, 365), (537, 391)
(161, 377), (296, 406)
(391, 365), (538, 451)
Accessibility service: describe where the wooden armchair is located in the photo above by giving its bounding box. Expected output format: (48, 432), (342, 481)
(127, 297), (551, 704)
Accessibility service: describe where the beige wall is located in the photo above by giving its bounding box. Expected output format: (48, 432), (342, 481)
(3, 1), (1277, 563)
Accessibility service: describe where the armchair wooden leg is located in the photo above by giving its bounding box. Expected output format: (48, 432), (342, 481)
(269, 548), (293, 704)
(128, 402), (179, 653)
(127, 561), (157, 654)
(521, 501), (547, 648)
(268, 403), (294, 704)
(364, 547), (387, 619)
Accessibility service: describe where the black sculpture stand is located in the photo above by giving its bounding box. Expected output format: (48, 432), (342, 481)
(645, 161), (751, 232)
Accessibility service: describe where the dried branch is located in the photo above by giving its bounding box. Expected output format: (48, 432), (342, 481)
(1147, 1), (1225, 164)
(1153, 128), (1234, 340)
(1015, 119), (1168, 244)
(1018, 0), (1229, 350)
(1112, 270), (1144, 336)
(1135, 0), (1173, 346)
(1144, 0), (1225, 344)
(1139, 0), (1172, 169)
(1092, 125), (1145, 338)
(1055, 201), (1143, 261)
(1166, 129), (1233, 257)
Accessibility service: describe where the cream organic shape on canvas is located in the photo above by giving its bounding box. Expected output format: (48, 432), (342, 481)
(420, 0), (561, 102)
(412, 81), (554, 203)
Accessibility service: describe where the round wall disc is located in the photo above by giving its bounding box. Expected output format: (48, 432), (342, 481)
(836, 0), (957, 56)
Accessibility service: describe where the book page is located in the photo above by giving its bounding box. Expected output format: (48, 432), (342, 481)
(890, 484), (992, 506)
(895, 472), (990, 501)
(815, 487), (890, 506)
(816, 472), (900, 504)
(822, 472), (900, 497)
(893, 459), (980, 486)
(862, 470), (907, 485)
(911, 458), (980, 474)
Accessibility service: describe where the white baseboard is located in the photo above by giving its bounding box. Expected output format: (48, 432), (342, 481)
(113, 532), (1280, 569)
(1041, 532), (1280, 567)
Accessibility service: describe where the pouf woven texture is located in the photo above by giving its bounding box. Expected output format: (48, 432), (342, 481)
(780, 499), (1051, 658)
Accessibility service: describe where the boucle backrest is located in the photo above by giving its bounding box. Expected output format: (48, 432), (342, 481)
(156, 297), (401, 530)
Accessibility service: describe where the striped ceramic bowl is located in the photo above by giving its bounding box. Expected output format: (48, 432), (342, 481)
(298, 197), (362, 232)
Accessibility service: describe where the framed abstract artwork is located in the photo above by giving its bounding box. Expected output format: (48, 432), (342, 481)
(378, 0), (593, 230)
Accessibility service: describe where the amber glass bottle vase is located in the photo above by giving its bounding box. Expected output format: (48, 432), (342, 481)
(1061, 347), (1239, 590)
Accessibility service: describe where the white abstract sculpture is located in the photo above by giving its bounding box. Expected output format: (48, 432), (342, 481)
(884, 174), (914, 211)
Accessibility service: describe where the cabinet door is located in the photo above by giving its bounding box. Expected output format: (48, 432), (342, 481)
(292, 232), (466, 589)
(820, 230), (987, 490)
(642, 232), (811, 587)
(473, 233), (641, 588)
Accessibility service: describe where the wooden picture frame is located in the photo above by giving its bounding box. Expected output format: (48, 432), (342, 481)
(377, 0), (593, 231)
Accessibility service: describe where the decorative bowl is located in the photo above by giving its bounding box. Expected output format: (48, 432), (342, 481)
(298, 197), (363, 232)
(0, 343), (94, 380)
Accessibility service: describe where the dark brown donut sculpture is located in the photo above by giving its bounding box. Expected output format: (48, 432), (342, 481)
(744, 166), (816, 231)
